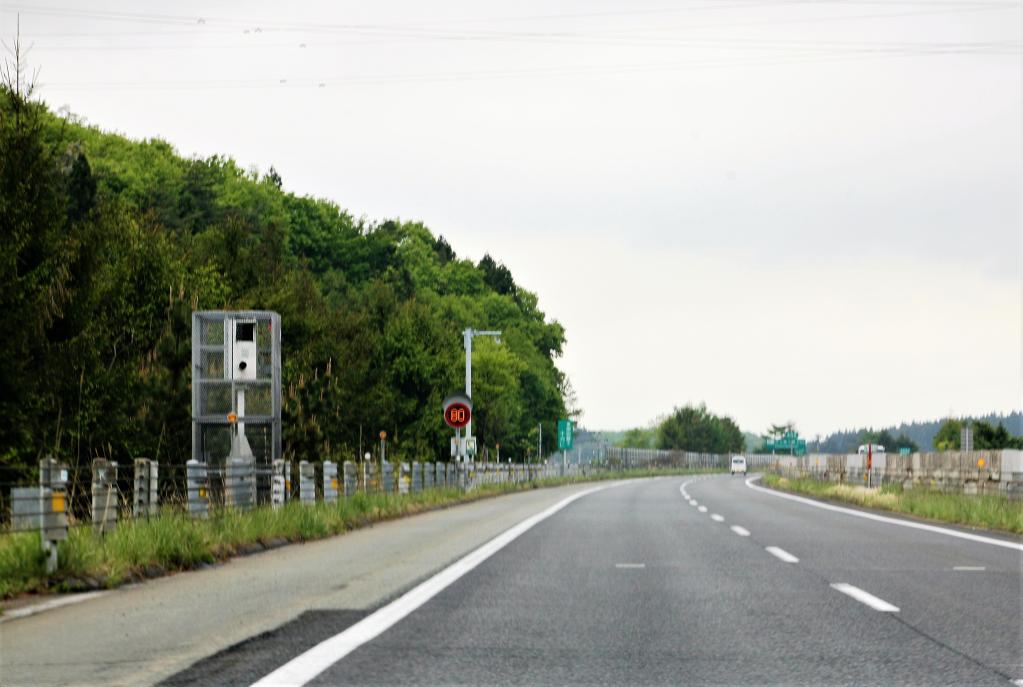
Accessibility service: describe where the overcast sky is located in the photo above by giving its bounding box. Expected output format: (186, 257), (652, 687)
(4, 0), (1020, 437)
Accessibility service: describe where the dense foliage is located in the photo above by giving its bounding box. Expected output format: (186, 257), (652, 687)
(616, 404), (744, 454)
(933, 418), (1023, 451)
(656, 404), (744, 453)
(0, 85), (569, 485)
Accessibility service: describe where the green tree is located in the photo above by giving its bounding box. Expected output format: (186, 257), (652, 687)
(972, 420), (1023, 450)
(657, 404), (744, 453)
(618, 426), (657, 449)
(934, 419), (962, 450)
(0, 81), (574, 487)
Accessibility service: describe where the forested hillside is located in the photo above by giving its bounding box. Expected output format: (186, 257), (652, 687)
(0, 84), (569, 483)
(820, 411), (1022, 453)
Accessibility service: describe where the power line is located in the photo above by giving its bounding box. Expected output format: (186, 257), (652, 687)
(39, 45), (1020, 92)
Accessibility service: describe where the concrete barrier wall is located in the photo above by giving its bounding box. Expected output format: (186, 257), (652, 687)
(773, 449), (1021, 498)
(602, 447), (1021, 498)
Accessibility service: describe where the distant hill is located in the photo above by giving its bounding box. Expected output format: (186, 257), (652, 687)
(819, 411), (1022, 453)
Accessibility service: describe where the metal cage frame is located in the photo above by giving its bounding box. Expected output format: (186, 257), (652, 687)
(191, 311), (282, 469)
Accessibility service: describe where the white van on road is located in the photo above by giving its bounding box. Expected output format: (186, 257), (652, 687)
(730, 456), (747, 476)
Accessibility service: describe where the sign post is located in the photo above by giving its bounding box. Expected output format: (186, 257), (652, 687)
(462, 329), (501, 460)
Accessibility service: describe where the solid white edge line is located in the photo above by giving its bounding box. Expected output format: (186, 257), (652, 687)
(710, 514), (724, 522)
(730, 525), (750, 537)
(615, 563), (646, 568)
(952, 566), (986, 571)
(0, 591), (108, 623)
(746, 477), (1023, 552)
(250, 483), (616, 687)
(765, 546), (799, 563)
(830, 583), (900, 612)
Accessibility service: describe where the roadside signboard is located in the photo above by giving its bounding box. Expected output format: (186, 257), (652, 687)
(442, 393), (472, 429)
(765, 431), (807, 456)
(557, 419), (574, 450)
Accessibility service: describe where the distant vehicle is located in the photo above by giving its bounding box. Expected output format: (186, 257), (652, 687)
(730, 455), (747, 475)
(857, 444), (886, 454)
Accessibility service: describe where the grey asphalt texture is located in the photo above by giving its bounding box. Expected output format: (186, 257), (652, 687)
(209, 474), (1021, 686)
(1, 482), (606, 687)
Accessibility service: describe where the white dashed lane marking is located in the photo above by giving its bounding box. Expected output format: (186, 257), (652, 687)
(830, 583), (900, 612)
(730, 525), (750, 537)
(710, 514), (724, 522)
(765, 546), (799, 563)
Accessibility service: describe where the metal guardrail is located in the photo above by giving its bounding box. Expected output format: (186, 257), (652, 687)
(0, 456), (591, 541)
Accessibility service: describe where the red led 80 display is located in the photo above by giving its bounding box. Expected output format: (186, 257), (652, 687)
(444, 402), (471, 429)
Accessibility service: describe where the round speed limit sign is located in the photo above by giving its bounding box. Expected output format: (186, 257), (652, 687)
(442, 393), (473, 429)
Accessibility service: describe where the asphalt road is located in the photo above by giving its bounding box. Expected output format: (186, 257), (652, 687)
(211, 474), (1020, 687)
(0, 482), (607, 687)
(4, 475), (1021, 686)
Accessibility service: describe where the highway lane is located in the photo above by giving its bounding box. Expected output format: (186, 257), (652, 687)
(703, 475), (1023, 681)
(228, 475), (1022, 686)
(0, 482), (611, 687)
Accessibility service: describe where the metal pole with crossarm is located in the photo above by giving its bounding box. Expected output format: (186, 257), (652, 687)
(462, 328), (501, 460)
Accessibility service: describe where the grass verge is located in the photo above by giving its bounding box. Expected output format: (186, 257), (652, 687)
(1, 467), (716, 601)
(760, 473), (1023, 535)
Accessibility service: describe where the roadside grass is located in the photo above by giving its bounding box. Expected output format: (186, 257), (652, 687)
(0, 532), (46, 599)
(0, 467), (717, 601)
(760, 474), (1023, 535)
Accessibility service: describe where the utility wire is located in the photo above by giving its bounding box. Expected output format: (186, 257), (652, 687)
(40, 45), (1021, 92)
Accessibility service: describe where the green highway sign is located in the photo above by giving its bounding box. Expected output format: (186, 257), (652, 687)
(557, 419), (574, 450)
(765, 432), (807, 456)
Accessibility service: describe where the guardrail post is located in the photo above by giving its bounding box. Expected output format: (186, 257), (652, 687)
(93, 458), (118, 533)
(187, 459), (208, 519)
(133, 458), (158, 519)
(411, 462), (422, 493)
(343, 461), (357, 497)
(323, 461), (339, 503)
(271, 459), (286, 508)
(399, 462), (410, 495)
(382, 461), (394, 493)
(363, 461), (377, 492)
(39, 457), (68, 574)
(299, 461), (316, 503)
